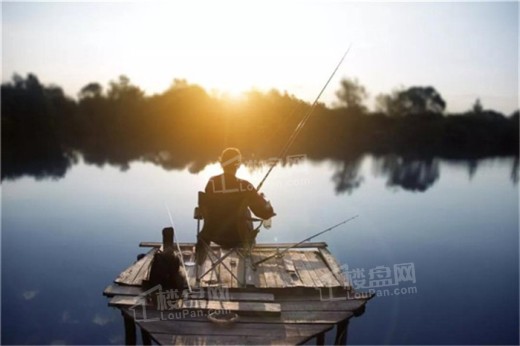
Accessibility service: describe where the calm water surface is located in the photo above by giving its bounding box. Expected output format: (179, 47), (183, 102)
(2, 156), (518, 344)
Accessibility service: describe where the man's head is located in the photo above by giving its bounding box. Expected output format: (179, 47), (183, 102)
(219, 147), (241, 175)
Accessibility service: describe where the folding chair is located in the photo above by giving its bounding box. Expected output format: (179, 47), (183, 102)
(193, 191), (263, 287)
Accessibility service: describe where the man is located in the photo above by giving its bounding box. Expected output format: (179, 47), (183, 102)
(206, 147), (274, 218)
(196, 148), (275, 260)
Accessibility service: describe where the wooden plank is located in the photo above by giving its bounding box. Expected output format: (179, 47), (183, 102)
(275, 256), (301, 288)
(225, 292), (274, 302)
(104, 285), (275, 302)
(199, 248), (218, 286)
(300, 251), (325, 287)
(178, 300), (281, 316)
(218, 249), (234, 288)
(291, 251), (317, 287)
(236, 251), (246, 288)
(113, 297), (280, 315)
(131, 250), (155, 286)
(228, 252), (240, 288)
(305, 251), (341, 287)
(260, 254), (285, 288)
(103, 284), (143, 297)
(244, 255), (258, 288)
(318, 248), (351, 289)
(140, 321), (331, 338)
(250, 253), (268, 287)
(115, 249), (156, 286)
(128, 308), (352, 324)
(152, 332), (329, 346)
(140, 242), (328, 249)
(282, 254), (296, 272)
(280, 299), (366, 312)
(183, 248), (197, 289)
(109, 295), (143, 307)
(273, 288), (373, 301)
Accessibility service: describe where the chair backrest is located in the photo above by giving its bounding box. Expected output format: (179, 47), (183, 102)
(197, 191), (252, 248)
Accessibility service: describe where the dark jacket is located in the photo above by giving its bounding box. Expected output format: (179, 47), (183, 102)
(205, 173), (275, 220)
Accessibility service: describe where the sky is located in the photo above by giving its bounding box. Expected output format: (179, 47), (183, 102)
(2, 1), (519, 114)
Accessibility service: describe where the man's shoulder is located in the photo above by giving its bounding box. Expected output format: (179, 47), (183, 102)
(208, 174), (224, 181)
(236, 177), (255, 190)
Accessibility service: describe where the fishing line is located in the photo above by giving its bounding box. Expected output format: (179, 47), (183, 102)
(252, 215), (359, 268)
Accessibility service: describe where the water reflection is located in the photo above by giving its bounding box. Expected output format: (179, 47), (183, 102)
(331, 154), (364, 194)
(374, 156), (440, 192)
(2, 147), (518, 194)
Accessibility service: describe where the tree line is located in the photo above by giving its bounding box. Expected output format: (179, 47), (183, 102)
(1, 73), (518, 181)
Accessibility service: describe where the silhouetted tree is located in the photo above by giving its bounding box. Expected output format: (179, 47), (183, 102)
(107, 75), (144, 101)
(1, 73), (518, 184)
(335, 78), (368, 112)
(377, 86), (446, 117)
(472, 98), (483, 114)
(78, 82), (103, 99)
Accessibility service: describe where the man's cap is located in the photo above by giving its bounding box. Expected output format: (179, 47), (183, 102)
(219, 147), (241, 168)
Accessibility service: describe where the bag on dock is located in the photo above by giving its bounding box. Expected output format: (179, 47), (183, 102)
(144, 249), (187, 294)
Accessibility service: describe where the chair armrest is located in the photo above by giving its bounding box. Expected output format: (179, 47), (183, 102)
(194, 207), (203, 220)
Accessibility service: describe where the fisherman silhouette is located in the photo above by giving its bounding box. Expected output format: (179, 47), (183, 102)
(195, 148), (275, 264)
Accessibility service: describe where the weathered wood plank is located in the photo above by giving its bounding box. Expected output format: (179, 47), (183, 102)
(251, 253), (268, 287)
(183, 248), (197, 289)
(140, 321), (331, 338)
(131, 250), (156, 286)
(244, 255), (258, 287)
(104, 285), (275, 301)
(199, 248), (219, 286)
(218, 249), (234, 288)
(283, 254), (296, 272)
(280, 299), (366, 312)
(113, 297), (280, 315)
(151, 333), (326, 346)
(103, 284), (143, 297)
(179, 300), (281, 315)
(305, 251), (341, 287)
(109, 295), (143, 307)
(115, 249), (156, 286)
(273, 288), (372, 301)
(301, 251), (326, 287)
(140, 242), (328, 249)
(276, 256), (300, 287)
(129, 308), (352, 324)
(261, 254), (285, 288)
(228, 252), (240, 288)
(318, 248), (351, 289)
(291, 251), (316, 287)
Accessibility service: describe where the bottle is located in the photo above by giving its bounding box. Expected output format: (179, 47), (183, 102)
(263, 200), (273, 229)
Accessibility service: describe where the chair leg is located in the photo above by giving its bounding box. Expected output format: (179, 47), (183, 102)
(198, 243), (219, 282)
(198, 244), (245, 286)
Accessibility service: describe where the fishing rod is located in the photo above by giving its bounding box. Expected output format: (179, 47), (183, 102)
(252, 215), (358, 269)
(165, 203), (192, 293)
(256, 45), (352, 192)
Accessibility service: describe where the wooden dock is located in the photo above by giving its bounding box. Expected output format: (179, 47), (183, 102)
(104, 240), (373, 345)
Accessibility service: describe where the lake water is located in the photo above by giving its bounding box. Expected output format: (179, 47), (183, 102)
(2, 155), (518, 344)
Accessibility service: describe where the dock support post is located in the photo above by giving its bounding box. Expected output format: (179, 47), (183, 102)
(122, 312), (136, 345)
(334, 318), (349, 345)
(141, 327), (152, 345)
(316, 331), (325, 345)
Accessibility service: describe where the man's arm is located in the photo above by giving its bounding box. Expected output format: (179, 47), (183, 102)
(242, 181), (275, 219)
